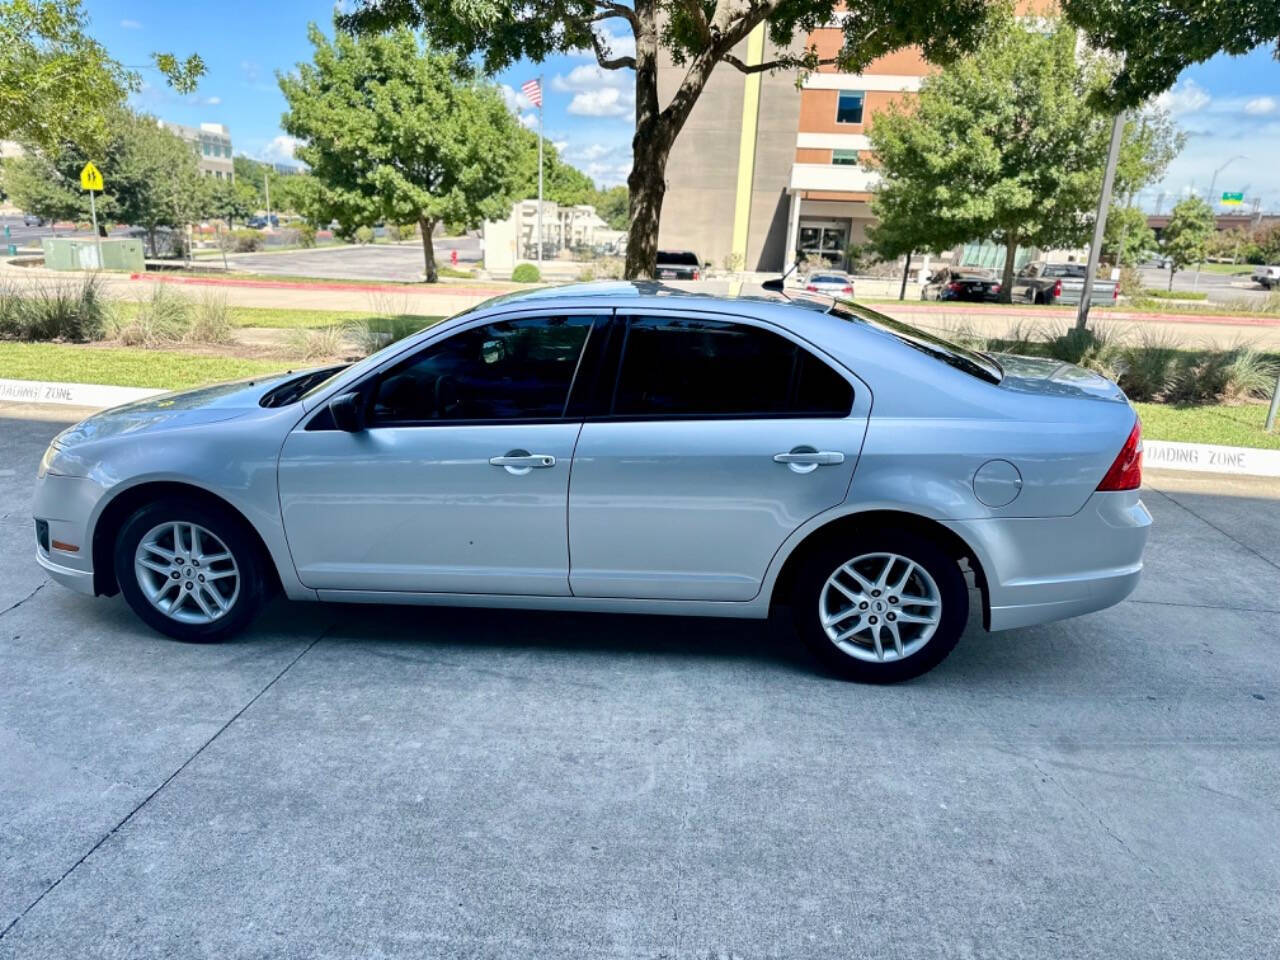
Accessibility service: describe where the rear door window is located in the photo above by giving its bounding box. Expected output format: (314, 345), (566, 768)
(611, 315), (852, 418)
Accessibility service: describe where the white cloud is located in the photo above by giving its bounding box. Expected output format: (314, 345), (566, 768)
(518, 111), (539, 130)
(500, 83), (534, 113)
(552, 64), (630, 93)
(562, 141), (633, 187)
(567, 87), (633, 117)
(262, 135), (302, 162)
(1156, 79), (1210, 115)
(204, 96), (222, 106)
(1244, 96), (1277, 116)
(120, 19), (142, 30)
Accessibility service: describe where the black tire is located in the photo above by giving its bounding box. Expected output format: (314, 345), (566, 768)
(113, 497), (268, 643)
(791, 528), (968, 683)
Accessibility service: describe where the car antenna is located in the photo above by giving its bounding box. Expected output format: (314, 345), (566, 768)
(762, 254), (803, 294)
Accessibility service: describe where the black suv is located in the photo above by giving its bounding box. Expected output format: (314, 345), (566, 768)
(656, 250), (706, 280)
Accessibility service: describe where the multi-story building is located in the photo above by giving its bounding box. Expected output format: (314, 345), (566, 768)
(657, 23), (924, 273)
(158, 121), (235, 180)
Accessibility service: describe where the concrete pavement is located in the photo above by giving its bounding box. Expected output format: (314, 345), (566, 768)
(1, 405), (1278, 958)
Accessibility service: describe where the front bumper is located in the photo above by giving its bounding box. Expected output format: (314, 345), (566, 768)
(33, 472), (105, 597)
(944, 490), (1152, 632)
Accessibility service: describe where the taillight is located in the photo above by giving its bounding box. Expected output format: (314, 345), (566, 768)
(1052, 279), (1062, 298)
(1097, 420), (1142, 491)
(947, 281), (962, 293)
(841, 285), (853, 294)
(991, 283), (1001, 293)
(1112, 284), (1119, 300)
(692, 269), (700, 280)
(806, 284), (819, 292)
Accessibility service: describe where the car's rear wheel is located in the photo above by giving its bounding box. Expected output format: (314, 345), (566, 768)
(114, 499), (267, 643)
(792, 530), (968, 683)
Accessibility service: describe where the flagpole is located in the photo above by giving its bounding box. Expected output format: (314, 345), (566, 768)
(536, 74), (544, 266)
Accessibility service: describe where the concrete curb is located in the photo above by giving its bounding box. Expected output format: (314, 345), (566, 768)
(0, 378), (164, 408)
(4, 377), (1278, 479)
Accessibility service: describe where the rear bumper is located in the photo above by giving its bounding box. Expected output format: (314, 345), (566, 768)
(944, 491), (1151, 632)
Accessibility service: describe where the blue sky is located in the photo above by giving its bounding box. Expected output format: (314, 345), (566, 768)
(88, 1), (1278, 206)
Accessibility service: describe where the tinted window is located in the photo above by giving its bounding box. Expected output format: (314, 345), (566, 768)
(656, 250), (700, 266)
(613, 316), (852, 418)
(832, 149), (859, 166)
(370, 316), (593, 424)
(1044, 264), (1086, 278)
(836, 91), (865, 124)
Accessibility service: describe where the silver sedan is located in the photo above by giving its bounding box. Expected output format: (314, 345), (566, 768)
(33, 283), (1150, 682)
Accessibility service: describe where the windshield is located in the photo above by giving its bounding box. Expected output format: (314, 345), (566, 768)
(825, 299), (1003, 384)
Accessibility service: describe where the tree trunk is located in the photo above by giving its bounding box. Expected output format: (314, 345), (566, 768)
(147, 226), (157, 259)
(899, 250), (913, 300)
(419, 217), (438, 283)
(622, 1), (728, 280)
(998, 233), (1018, 303)
(1168, 262), (1174, 291)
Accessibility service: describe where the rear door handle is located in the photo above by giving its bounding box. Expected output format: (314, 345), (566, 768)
(490, 450), (555, 477)
(774, 450), (844, 466)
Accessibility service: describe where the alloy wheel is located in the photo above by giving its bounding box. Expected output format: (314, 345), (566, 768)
(818, 552), (942, 662)
(133, 521), (241, 624)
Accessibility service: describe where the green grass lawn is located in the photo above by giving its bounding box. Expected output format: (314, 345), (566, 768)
(0, 343), (294, 390)
(1136, 402), (1280, 450)
(1191, 263), (1254, 276)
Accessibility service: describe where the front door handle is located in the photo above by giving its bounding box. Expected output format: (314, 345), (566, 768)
(490, 450), (556, 475)
(774, 450), (844, 466)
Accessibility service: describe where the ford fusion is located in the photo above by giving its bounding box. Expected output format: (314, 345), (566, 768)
(33, 283), (1149, 682)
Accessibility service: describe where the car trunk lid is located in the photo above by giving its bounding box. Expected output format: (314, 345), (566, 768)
(994, 353), (1129, 404)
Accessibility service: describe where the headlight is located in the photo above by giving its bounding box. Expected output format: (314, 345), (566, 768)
(37, 442), (58, 479)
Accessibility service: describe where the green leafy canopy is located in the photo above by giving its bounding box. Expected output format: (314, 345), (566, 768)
(278, 23), (527, 279)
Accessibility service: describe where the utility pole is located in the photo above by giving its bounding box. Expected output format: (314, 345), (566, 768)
(1076, 110), (1126, 332)
(536, 74), (544, 267)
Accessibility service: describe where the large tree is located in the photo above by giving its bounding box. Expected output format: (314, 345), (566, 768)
(279, 24), (526, 282)
(868, 18), (1182, 301)
(336, 0), (992, 280)
(1061, 0), (1280, 109)
(0, 0), (203, 154)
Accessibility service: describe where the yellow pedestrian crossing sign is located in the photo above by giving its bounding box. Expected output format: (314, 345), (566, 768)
(80, 162), (103, 192)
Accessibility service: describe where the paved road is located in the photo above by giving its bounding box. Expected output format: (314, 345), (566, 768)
(1139, 265), (1269, 306)
(2, 405), (1278, 956)
(224, 236), (484, 282)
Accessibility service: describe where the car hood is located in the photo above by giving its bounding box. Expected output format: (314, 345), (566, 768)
(994, 353), (1128, 403)
(53, 374), (292, 447)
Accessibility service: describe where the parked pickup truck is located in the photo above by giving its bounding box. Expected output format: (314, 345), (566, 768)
(1010, 261), (1118, 306)
(1253, 265), (1280, 290)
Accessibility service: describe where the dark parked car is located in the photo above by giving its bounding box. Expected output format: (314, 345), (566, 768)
(22, 213), (43, 227)
(245, 215), (279, 229)
(921, 267), (1001, 302)
(656, 250), (707, 280)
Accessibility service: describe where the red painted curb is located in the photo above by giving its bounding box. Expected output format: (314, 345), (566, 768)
(127, 272), (503, 298)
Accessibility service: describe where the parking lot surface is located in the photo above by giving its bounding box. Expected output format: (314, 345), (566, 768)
(1, 405), (1278, 959)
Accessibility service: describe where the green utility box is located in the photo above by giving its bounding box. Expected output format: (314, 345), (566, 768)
(40, 237), (146, 272)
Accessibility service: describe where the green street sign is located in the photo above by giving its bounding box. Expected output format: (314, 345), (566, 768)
(1221, 191), (1244, 206)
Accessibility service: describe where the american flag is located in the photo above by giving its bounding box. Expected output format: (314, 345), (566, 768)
(521, 78), (543, 108)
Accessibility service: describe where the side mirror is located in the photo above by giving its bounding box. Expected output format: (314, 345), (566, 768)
(329, 392), (365, 432)
(703, 260), (712, 269)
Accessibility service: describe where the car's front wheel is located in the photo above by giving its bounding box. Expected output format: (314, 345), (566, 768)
(792, 530), (968, 683)
(114, 499), (267, 643)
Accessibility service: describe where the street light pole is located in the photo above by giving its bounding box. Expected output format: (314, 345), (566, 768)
(1194, 154), (1245, 290)
(1076, 109), (1126, 332)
